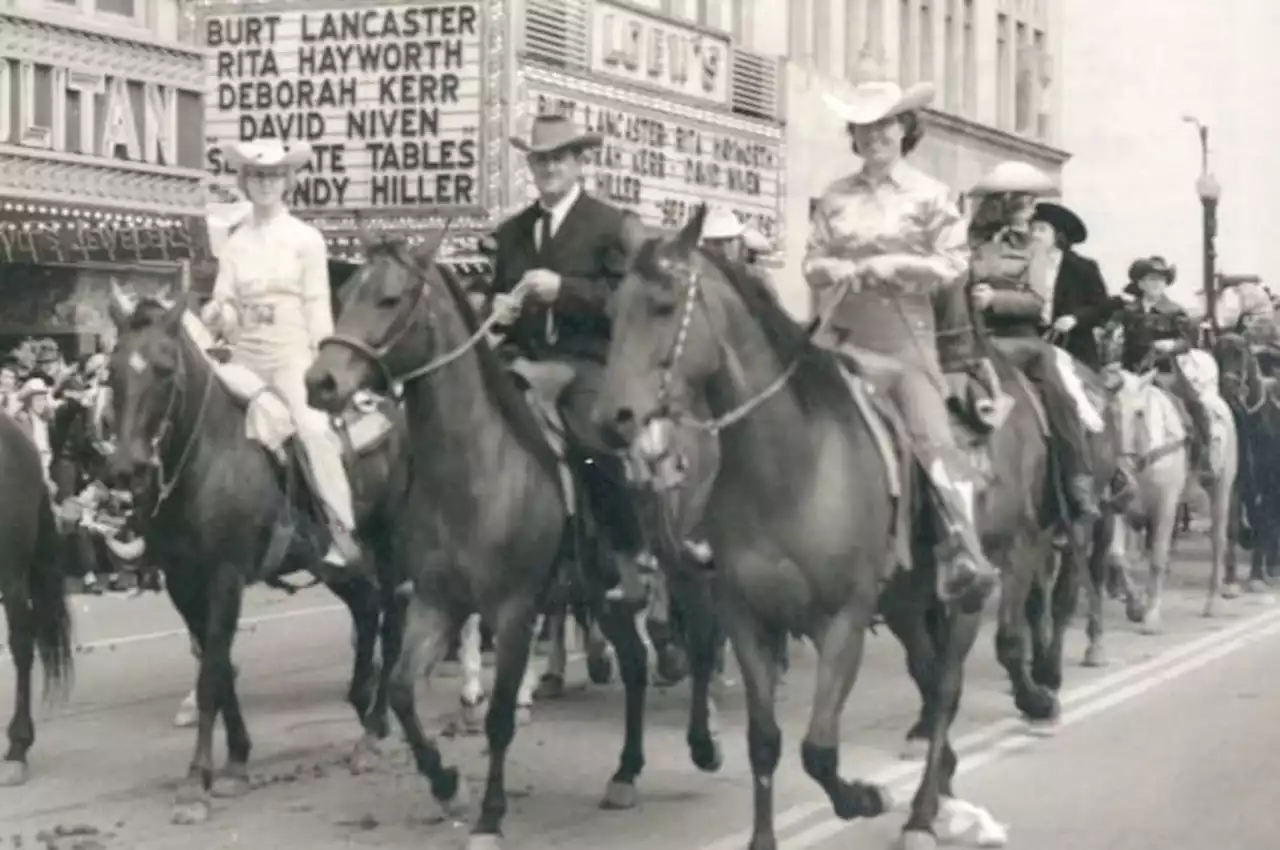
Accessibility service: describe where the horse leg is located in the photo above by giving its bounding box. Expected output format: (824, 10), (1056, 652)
(1203, 475), (1232, 617)
(993, 537), (1057, 723)
(1222, 483), (1242, 597)
(668, 568), (722, 772)
(1031, 532), (1077, 698)
(458, 613), (488, 735)
(879, 575), (938, 761)
(469, 597), (539, 849)
(799, 601), (890, 823)
(585, 615), (616, 685)
(388, 595), (468, 819)
(594, 602), (650, 810)
(323, 576), (384, 765)
(532, 605), (569, 699)
(1140, 491), (1181, 634)
(719, 592), (784, 850)
(0, 599), (34, 787)
(1082, 514), (1112, 667)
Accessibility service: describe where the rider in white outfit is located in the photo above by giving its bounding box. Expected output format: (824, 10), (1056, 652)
(203, 140), (361, 571)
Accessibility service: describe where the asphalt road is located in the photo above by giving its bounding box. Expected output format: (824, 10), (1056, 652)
(1, 532), (1276, 850)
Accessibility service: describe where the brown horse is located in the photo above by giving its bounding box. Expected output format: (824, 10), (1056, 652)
(594, 207), (1067, 850)
(303, 235), (721, 849)
(103, 292), (405, 825)
(0, 412), (74, 788)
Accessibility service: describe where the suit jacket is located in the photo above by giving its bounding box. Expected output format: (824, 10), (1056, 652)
(489, 192), (641, 363)
(1049, 251), (1111, 368)
(1118, 294), (1194, 371)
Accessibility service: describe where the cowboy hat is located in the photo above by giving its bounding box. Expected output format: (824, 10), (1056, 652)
(1220, 273), (1262, 287)
(822, 49), (935, 124)
(1123, 255), (1177, 295)
(1032, 201), (1088, 246)
(510, 114), (602, 155)
(970, 161), (1059, 196)
(702, 206), (745, 241)
(16, 377), (50, 401)
(224, 140), (313, 172)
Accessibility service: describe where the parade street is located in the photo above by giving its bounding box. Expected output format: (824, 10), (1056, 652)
(3, 533), (1278, 850)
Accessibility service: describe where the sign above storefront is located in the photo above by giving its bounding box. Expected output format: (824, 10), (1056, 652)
(0, 59), (202, 169)
(590, 1), (730, 107)
(0, 203), (204, 266)
(201, 1), (486, 213)
(527, 84), (782, 242)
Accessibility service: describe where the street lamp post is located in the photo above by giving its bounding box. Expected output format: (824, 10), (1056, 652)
(1183, 115), (1221, 332)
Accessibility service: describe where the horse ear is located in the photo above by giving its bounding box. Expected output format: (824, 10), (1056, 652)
(108, 281), (133, 327)
(162, 293), (191, 333)
(674, 204), (707, 254)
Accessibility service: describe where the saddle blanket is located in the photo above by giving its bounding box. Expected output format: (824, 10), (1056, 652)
(182, 314), (393, 461)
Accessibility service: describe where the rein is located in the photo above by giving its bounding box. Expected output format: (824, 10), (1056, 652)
(147, 338), (216, 517)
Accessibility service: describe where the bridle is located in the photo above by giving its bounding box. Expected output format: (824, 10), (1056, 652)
(1218, 340), (1270, 415)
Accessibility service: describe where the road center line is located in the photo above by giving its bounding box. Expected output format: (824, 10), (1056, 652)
(697, 605), (1280, 850)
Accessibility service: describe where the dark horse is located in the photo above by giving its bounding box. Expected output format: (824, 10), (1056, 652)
(1214, 333), (1279, 589)
(0, 410), (74, 787)
(103, 289), (406, 825)
(304, 235), (721, 849)
(595, 207), (1075, 850)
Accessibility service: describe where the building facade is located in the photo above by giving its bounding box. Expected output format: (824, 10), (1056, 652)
(0, 0), (207, 351)
(747, 0), (1069, 316)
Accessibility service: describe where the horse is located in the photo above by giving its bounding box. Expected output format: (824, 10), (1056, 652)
(303, 234), (721, 849)
(594, 206), (1065, 850)
(103, 289), (406, 825)
(1212, 333), (1279, 590)
(0, 410), (74, 788)
(1093, 322), (1239, 633)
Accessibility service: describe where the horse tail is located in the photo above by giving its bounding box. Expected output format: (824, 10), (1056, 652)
(27, 492), (74, 701)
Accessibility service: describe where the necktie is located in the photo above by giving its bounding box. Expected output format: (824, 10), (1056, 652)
(536, 208), (552, 254)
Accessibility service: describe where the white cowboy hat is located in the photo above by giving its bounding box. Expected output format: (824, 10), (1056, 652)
(823, 79), (935, 125)
(17, 377), (50, 401)
(742, 228), (772, 253)
(702, 206), (745, 241)
(970, 161), (1059, 196)
(224, 140), (313, 172)
(510, 114), (602, 155)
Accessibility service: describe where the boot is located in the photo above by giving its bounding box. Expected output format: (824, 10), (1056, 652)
(923, 450), (999, 611)
(1067, 475), (1102, 521)
(603, 551), (656, 604)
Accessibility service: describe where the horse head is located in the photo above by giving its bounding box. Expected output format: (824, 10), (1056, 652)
(306, 228), (453, 412)
(103, 281), (194, 492)
(1212, 332), (1256, 411)
(595, 204), (726, 452)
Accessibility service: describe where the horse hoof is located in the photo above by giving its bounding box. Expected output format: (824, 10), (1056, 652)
(515, 704), (533, 727)
(0, 759), (30, 787)
(1221, 582), (1242, 600)
(1139, 613), (1163, 635)
(587, 652), (614, 686)
(900, 737), (929, 761)
(897, 829), (938, 850)
(599, 779), (638, 810)
(1082, 644), (1109, 668)
(1245, 579), (1269, 595)
(467, 834), (503, 850)
(1124, 600), (1146, 624)
(210, 773), (251, 799)
(460, 695), (487, 733)
(173, 702), (198, 728)
(441, 777), (471, 821)
(689, 735), (723, 773)
(349, 736), (382, 774)
(171, 797), (212, 825)
(533, 674), (565, 700)
(1202, 600), (1218, 618)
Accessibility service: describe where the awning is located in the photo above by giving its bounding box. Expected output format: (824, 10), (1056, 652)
(0, 200), (208, 265)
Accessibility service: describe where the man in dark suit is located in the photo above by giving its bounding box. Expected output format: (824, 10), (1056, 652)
(1030, 202), (1112, 370)
(488, 114), (648, 601)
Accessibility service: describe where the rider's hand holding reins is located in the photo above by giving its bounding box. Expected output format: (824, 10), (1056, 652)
(970, 283), (995, 310)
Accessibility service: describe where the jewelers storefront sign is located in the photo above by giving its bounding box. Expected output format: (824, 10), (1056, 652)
(201, 1), (485, 212)
(528, 85), (782, 241)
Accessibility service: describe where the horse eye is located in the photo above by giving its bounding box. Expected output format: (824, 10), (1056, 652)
(377, 291), (401, 309)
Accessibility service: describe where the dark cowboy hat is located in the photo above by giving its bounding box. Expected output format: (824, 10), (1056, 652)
(510, 114), (602, 156)
(1031, 201), (1088, 246)
(1123, 255), (1177, 295)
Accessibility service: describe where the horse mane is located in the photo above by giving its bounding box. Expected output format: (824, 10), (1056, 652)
(635, 239), (853, 417)
(365, 240), (561, 477)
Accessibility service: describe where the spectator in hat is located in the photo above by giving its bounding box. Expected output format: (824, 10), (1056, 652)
(701, 206), (751, 264)
(13, 377), (55, 488)
(1028, 201), (1111, 369)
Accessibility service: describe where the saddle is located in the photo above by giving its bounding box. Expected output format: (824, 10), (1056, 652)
(506, 357), (578, 514)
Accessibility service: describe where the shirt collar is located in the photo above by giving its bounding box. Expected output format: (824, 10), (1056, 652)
(540, 182), (582, 222)
(853, 159), (912, 189)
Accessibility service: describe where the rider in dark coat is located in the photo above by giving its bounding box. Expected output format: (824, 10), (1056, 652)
(487, 114), (648, 601)
(1113, 256), (1213, 482)
(1028, 202), (1111, 370)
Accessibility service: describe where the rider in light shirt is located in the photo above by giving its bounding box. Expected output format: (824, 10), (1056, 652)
(202, 140), (365, 574)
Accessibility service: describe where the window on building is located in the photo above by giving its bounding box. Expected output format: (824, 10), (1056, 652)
(943, 0), (957, 110)
(962, 0), (976, 116)
(918, 0), (934, 82)
(813, 0), (832, 72)
(996, 12), (1011, 129)
(1014, 21), (1033, 133)
(898, 0), (913, 83)
(34, 0), (146, 27)
(703, 0), (731, 32)
(789, 0), (811, 61)
(1034, 29), (1050, 139)
(732, 0), (750, 43)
